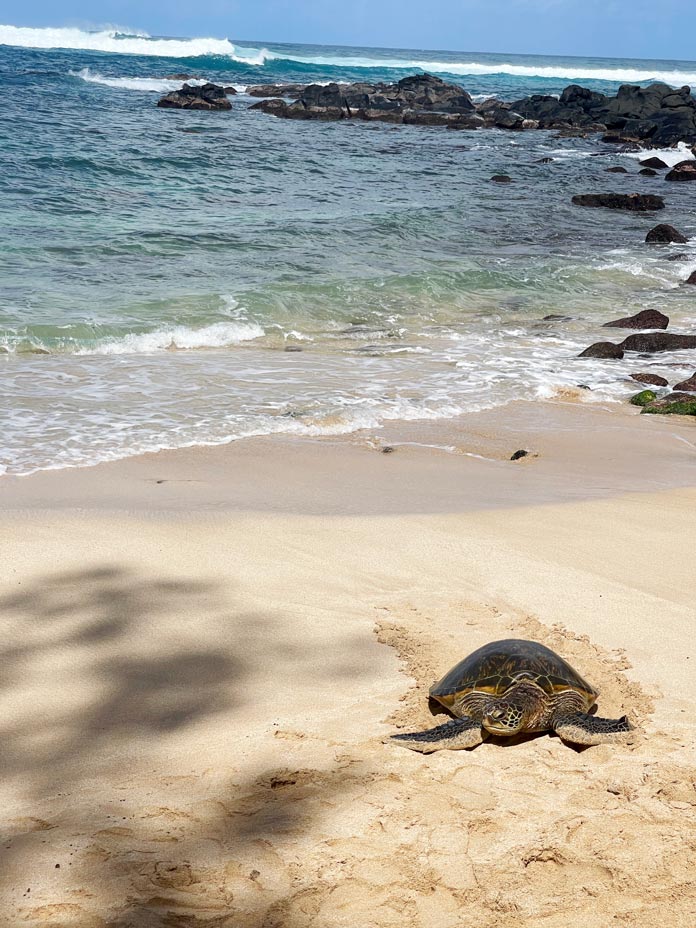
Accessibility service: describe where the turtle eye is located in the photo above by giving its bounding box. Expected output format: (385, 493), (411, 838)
(488, 707), (505, 720)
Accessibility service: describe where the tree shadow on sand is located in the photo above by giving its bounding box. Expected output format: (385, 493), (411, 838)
(0, 566), (246, 794)
(0, 565), (379, 927)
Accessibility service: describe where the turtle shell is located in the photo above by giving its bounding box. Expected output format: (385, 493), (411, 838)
(429, 639), (597, 709)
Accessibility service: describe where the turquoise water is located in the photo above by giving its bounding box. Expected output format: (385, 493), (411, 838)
(2, 26), (696, 474)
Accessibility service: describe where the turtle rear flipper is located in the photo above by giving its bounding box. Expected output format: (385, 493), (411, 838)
(389, 717), (485, 753)
(553, 712), (633, 746)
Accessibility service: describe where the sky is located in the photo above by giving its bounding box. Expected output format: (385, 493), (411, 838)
(2, 0), (695, 61)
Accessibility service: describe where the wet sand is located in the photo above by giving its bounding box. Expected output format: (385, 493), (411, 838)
(1, 400), (695, 927)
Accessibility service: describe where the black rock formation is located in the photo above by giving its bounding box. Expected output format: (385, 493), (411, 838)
(157, 83), (232, 111)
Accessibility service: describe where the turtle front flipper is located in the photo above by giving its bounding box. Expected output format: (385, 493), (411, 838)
(553, 712), (633, 746)
(389, 717), (485, 753)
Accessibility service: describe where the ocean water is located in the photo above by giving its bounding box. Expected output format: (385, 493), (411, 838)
(2, 25), (696, 475)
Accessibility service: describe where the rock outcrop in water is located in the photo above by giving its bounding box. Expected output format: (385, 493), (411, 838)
(247, 75), (696, 144)
(603, 309), (669, 329)
(673, 372), (696, 391)
(630, 372), (669, 386)
(578, 342), (625, 359)
(157, 83), (232, 111)
(645, 224), (688, 244)
(665, 161), (696, 181)
(620, 332), (696, 352)
(249, 75), (482, 125)
(571, 194), (665, 211)
(512, 83), (696, 145)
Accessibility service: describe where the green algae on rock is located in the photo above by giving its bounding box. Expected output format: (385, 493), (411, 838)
(641, 393), (696, 416)
(629, 390), (658, 407)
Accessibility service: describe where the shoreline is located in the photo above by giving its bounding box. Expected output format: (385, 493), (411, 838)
(2, 398), (695, 515)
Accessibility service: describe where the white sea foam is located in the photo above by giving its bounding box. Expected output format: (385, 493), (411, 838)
(623, 141), (696, 166)
(76, 321), (264, 355)
(6, 25), (696, 87)
(71, 68), (208, 92)
(0, 24), (269, 63)
(272, 51), (696, 88)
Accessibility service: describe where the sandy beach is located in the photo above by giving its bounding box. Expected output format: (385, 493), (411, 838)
(2, 401), (695, 927)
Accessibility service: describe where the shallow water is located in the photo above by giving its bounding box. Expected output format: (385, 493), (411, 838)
(2, 30), (696, 474)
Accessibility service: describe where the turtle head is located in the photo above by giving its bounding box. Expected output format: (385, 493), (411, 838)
(482, 700), (526, 736)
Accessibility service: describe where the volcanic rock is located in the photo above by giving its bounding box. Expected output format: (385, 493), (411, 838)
(578, 342), (625, 359)
(249, 77), (696, 142)
(673, 372), (696, 391)
(620, 332), (696, 352)
(603, 309), (669, 329)
(247, 83), (308, 98)
(630, 372), (669, 386)
(157, 82), (232, 111)
(641, 392), (696, 415)
(640, 156), (669, 169)
(686, 271), (696, 285)
(665, 161), (696, 181)
(645, 224), (688, 244)
(572, 193), (665, 211)
(249, 98), (289, 116)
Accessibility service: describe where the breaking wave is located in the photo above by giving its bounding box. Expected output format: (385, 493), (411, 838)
(0, 24), (269, 64)
(275, 53), (696, 87)
(5, 24), (696, 87)
(1, 321), (265, 356)
(70, 68), (208, 92)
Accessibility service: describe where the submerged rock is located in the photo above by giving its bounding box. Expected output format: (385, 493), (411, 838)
(645, 224), (688, 244)
(605, 166), (629, 173)
(639, 168), (658, 176)
(620, 332), (696, 352)
(572, 193), (665, 211)
(578, 341), (625, 359)
(630, 372), (669, 386)
(157, 82), (232, 111)
(510, 449), (530, 461)
(490, 174), (513, 183)
(603, 309), (669, 329)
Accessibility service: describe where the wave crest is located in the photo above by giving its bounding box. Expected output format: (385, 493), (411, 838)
(275, 51), (696, 87)
(5, 24), (696, 87)
(70, 68), (212, 92)
(1, 321), (265, 356)
(0, 24), (269, 63)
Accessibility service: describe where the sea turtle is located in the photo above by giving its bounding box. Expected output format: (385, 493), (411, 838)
(390, 638), (633, 752)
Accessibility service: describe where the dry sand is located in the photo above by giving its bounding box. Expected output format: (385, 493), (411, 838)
(1, 401), (695, 927)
